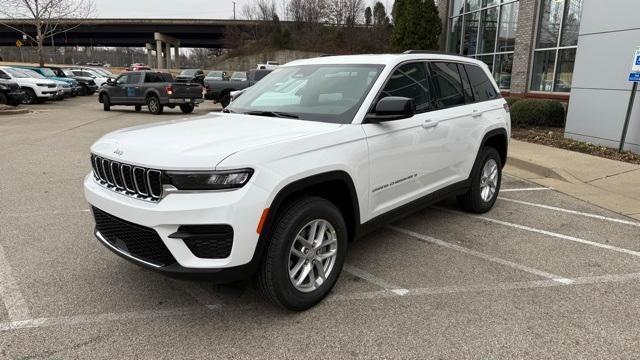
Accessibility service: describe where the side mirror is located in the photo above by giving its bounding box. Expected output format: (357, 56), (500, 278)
(106, 77), (115, 86)
(366, 96), (416, 122)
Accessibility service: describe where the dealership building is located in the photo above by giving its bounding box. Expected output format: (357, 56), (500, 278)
(436, 0), (640, 153)
(436, 0), (583, 99)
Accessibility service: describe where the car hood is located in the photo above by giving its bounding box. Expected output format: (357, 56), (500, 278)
(91, 113), (343, 170)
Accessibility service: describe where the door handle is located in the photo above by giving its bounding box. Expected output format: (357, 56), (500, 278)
(471, 109), (482, 118)
(422, 119), (439, 129)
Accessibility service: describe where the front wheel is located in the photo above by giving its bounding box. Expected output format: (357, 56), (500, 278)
(134, 105), (142, 112)
(219, 91), (231, 108)
(0, 93), (7, 105)
(147, 96), (163, 115)
(179, 103), (194, 113)
(102, 94), (111, 111)
(255, 196), (347, 311)
(21, 88), (37, 104)
(457, 146), (502, 213)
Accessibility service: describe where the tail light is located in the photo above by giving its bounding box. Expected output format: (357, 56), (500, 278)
(165, 84), (173, 95)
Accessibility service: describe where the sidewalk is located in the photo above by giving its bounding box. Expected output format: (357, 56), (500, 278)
(505, 139), (640, 221)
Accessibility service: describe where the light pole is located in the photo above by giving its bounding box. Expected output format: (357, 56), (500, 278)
(233, 1), (236, 20)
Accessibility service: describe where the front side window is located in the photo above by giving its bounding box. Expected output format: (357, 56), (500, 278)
(531, 0), (583, 92)
(116, 75), (128, 85)
(429, 62), (465, 108)
(227, 64), (384, 124)
(379, 62), (433, 113)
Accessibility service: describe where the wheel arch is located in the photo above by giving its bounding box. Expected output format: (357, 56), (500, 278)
(479, 128), (508, 168)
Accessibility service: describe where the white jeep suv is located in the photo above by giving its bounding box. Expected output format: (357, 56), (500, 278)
(85, 52), (510, 310)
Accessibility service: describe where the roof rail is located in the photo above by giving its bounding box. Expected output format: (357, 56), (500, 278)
(402, 50), (465, 56)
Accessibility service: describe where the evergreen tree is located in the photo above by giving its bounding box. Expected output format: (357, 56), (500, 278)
(391, 0), (442, 51)
(372, 1), (388, 25)
(364, 6), (372, 26)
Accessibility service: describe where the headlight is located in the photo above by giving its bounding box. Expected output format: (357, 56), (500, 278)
(164, 169), (253, 190)
(36, 83), (49, 87)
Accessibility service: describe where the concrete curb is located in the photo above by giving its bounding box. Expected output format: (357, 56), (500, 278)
(507, 156), (568, 182)
(0, 107), (30, 116)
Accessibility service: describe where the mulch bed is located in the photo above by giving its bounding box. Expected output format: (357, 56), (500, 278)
(512, 127), (640, 165)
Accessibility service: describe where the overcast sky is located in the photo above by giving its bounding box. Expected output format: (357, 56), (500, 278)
(95, 0), (394, 19)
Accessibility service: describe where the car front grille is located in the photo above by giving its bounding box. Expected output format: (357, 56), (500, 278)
(92, 207), (176, 267)
(91, 154), (163, 201)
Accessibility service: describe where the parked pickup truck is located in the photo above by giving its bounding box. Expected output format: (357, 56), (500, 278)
(204, 69), (272, 108)
(98, 71), (204, 115)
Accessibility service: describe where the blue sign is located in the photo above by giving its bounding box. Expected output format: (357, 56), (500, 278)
(629, 72), (640, 82)
(636, 56), (640, 66)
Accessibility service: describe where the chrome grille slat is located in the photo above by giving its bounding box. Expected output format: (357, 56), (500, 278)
(91, 155), (162, 202)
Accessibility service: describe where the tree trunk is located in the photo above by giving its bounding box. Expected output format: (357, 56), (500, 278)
(36, 25), (44, 66)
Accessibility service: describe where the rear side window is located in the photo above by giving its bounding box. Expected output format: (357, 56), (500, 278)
(144, 72), (162, 83)
(380, 62), (433, 112)
(464, 64), (498, 101)
(429, 62), (465, 108)
(161, 73), (173, 82)
(457, 64), (475, 103)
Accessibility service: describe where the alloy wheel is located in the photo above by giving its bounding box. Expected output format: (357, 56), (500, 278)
(288, 219), (338, 293)
(480, 158), (498, 202)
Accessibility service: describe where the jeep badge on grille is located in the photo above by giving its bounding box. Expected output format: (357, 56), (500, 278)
(113, 149), (124, 156)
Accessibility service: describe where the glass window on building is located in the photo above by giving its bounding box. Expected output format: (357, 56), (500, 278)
(447, 0), (520, 90)
(531, 0), (583, 92)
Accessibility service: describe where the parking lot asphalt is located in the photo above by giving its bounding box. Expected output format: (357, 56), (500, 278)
(2, 96), (640, 359)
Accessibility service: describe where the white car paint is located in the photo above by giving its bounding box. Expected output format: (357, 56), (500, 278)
(0, 66), (59, 99)
(85, 53), (510, 273)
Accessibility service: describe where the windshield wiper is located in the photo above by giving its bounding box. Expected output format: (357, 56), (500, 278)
(243, 110), (299, 119)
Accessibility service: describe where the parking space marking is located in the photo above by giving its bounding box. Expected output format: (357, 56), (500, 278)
(439, 207), (640, 258)
(344, 265), (410, 295)
(0, 245), (30, 321)
(499, 197), (640, 227)
(500, 187), (552, 192)
(388, 226), (573, 284)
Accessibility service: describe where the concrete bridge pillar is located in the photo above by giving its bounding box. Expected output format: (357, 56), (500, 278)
(174, 46), (180, 70)
(156, 39), (163, 69)
(166, 42), (172, 70)
(154, 32), (179, 70)
(145, 43), (154, 67)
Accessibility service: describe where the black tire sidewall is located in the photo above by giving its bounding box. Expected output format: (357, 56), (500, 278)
(22, 89), (35, 104)
(147, 96), (162, 114)
(267, 198), (347, 310)
(102, 94), (110, 111)
(180, 104), (194, 113)
(470, 147), (502, 212)
(220, 92), (230, 108)
(0, 93), (7, 105)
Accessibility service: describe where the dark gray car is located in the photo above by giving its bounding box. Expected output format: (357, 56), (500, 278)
(204, 69), (272, 108)
(98, 71), (204, 115)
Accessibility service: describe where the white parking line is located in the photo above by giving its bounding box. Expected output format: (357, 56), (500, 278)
(499, 197), (640, 227)
(0, 245), (30, 321)
(388, 226), (572, 284)
(344, 265), (410, 295)
(500, 187), (552, 192)
(438, 207), (640, 258)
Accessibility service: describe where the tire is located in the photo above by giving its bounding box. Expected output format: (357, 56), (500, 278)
(255, 196), (347, 311)
(78, 86), (87, 96)
(0, 93), (7, 105)
(147, 96), (163, 115)
(21, 88), (37, 104)
(220, 91), (231, 108)
(457, 146), (502, 213)
(102, 94), (111, 111)
(134, 105), (142, 112)
(179, 103), (194, 114)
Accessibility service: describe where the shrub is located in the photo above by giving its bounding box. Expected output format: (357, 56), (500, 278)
(510, 99), (566, 128)
(505, 97), (521, 108)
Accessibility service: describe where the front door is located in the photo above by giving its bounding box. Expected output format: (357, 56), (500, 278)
(362, 61), (459, 219)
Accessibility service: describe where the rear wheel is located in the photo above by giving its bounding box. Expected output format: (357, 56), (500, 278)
(134, 105), (142, 112)
(179, 103), (194, 113)
(147, 96), (163, 115)
(0, 93), (7, 105)
(78, 85), (87, 96)
(457, 147), (502, 213)
(255, 196), (347, 311)
(102, 94), (111, 111)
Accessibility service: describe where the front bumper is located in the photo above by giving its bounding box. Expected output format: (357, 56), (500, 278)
(84, 174), (268, 280)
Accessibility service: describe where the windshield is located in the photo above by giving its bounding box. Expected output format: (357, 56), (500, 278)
(181, 70), (197, 76)
(207, 71), (223, 78)
(18, 69), (45, 79)
(92, 68), (112, 76)
(3, 68), (29, 78)
(230, 72), (247, 80)
(39, 68), (56, 77)
(227, 64), (384, 124)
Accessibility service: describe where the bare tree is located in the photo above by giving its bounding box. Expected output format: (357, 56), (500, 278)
(0, 0), (95, 66)
(241, 0), (277, 21)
